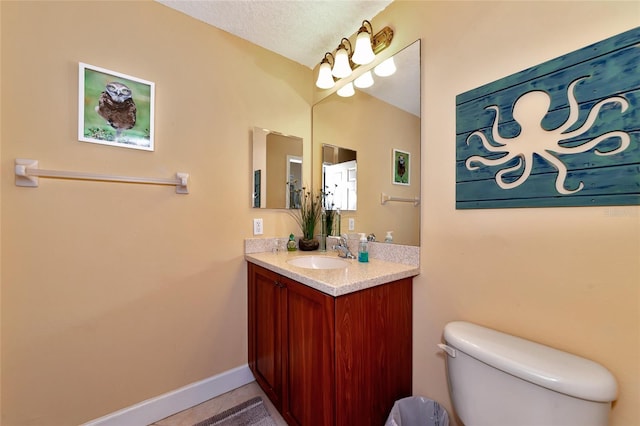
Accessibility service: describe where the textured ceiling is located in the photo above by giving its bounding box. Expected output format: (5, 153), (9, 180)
(155, 0), (393, 69)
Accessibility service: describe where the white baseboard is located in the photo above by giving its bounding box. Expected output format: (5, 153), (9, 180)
(82, 364), (255, 426)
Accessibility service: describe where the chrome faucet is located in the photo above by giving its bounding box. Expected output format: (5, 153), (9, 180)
(334, 234), (356, 259)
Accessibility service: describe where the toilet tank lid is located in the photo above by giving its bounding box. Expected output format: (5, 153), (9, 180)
(443, 321), (618, 402)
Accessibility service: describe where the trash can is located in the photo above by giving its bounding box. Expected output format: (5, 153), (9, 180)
(385, 396), (449, 426)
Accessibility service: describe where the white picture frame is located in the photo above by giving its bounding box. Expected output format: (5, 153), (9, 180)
(78, 63), (155, 151)
(393, 149), (410, 185)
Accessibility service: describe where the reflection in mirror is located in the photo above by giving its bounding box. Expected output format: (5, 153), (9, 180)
(252, 127), (303, 209)
(322, 144), (357, 211)
(313, 40), (421, 245)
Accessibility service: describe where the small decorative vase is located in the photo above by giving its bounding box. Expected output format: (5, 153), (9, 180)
(324, 210), (334, 237)
(298, 238), (320, 251)
(317, 234), (326, 252)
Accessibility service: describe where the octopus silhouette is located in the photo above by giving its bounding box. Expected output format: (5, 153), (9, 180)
(465, 77), (630, 194)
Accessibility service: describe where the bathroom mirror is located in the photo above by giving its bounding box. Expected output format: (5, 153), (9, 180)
(313, 40), (421, 245)
(252, 127), (303, 209)
(322, 144), (357, 211)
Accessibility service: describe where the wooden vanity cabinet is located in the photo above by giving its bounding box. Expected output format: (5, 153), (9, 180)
(248, 262), (412, 426)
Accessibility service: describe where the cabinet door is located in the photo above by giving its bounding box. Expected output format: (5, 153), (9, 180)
(281, 275), (336, 426)
(248, 263), (284, 410)
(335, 278), (413, 426)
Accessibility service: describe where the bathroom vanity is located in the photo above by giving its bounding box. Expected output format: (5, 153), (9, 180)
(246, 250), (418, 426)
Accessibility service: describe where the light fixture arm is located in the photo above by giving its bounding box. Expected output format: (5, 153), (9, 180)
(358, 20), (373, 38)
(321, 52), (334, 66)
(338, 38), (353, 55)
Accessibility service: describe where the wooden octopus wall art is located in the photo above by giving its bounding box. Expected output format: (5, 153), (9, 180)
(456, 27), (639, 209)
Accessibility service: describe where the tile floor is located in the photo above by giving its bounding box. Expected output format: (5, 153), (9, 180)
(150, 381), (288, 426)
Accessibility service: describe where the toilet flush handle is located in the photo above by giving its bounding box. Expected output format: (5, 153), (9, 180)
(438, 343), (457, 358)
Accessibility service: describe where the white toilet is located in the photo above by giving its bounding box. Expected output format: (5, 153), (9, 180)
(439, 321), (618, 426)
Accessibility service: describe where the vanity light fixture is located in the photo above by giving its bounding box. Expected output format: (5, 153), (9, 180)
(315, 53), (336, 89)
(315, 19), (394, 89)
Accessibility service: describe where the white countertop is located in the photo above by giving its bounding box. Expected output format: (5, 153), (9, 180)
(245, 250), (419, 297)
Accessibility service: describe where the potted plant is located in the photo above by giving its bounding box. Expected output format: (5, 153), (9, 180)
(289, 186), (323, 251)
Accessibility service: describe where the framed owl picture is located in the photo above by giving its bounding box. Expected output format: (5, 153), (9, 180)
(393, 149), (410, 186)
(78, 63), (155, 151)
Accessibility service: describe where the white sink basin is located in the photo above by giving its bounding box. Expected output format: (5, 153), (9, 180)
(287, 255), (349, 270)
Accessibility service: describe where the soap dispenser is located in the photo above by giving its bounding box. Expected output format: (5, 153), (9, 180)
(287, 234), (297, 251)
(358, 233), (369, 263)
(385, 231), (393, 243)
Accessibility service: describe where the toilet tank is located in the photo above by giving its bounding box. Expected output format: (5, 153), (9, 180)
(441, 321), (618, 426)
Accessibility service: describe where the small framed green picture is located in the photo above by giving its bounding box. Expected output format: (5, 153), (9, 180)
(393, 149), (410, 185)
(78, 63), (155, 151)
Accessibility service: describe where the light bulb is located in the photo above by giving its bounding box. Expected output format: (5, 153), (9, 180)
(374, 57), (396, 77)
(354, 71), (374, 89)
(315, 62), (335, 89)
(337, 82), (355, 97)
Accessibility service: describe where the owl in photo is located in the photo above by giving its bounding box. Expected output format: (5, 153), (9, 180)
(95, 81), (136, 139)
(397, 154), (406, 179)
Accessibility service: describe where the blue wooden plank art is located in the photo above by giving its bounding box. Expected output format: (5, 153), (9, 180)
(456, 27), (640, 209)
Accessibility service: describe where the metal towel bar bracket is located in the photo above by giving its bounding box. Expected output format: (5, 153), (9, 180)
(15, 158), (189, 194)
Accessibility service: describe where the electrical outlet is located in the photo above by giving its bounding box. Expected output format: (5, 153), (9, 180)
(253, 218), (263, 235)
(348, 218), (355, 231)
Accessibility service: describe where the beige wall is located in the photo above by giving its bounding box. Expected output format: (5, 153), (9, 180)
(0, 1), (310, 424)
(1, 1), (639, 426)
(367, 2), (638, 425)
(265, 133), (303, 209)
